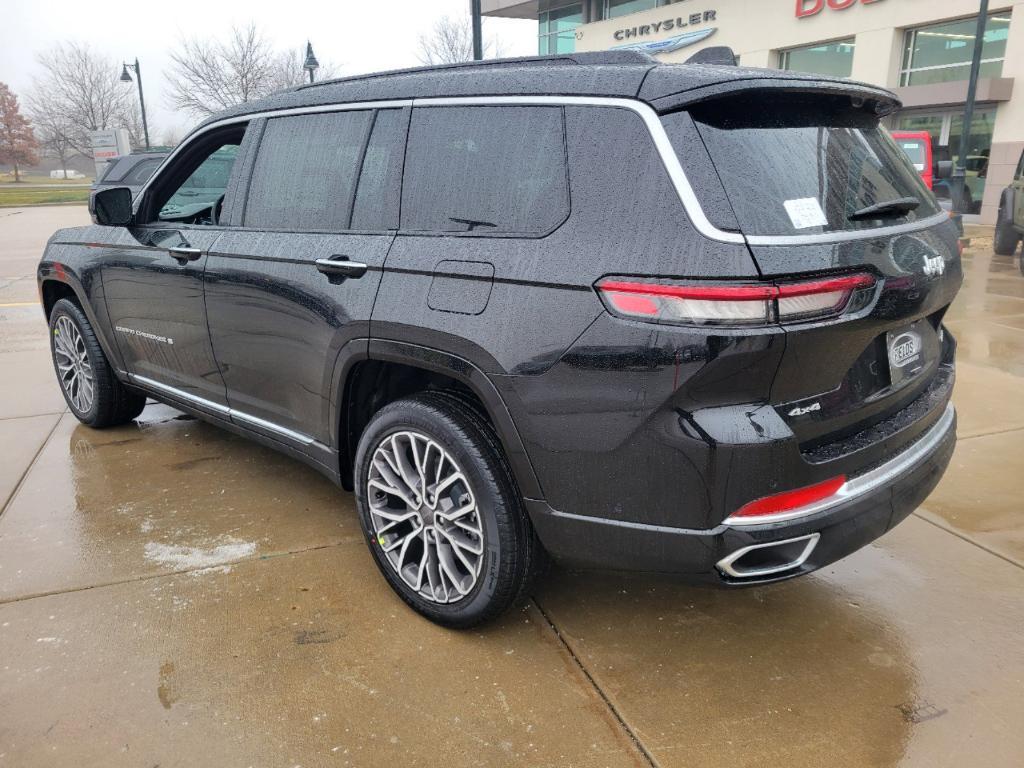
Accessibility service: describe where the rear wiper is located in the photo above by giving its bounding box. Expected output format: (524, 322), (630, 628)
(848, 197), (920, 222)
(449, 217), (497, 232)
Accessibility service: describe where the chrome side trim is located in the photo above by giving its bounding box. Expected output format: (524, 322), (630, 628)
(130, 374), (315, 447)
(724, 403), (955, 527)
(132, 374), (230, 416)
(136, 94), (951, 248)
(716, 533), (820, 579)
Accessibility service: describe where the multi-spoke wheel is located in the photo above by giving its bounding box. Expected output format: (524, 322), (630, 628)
(355, 392), (544, 628)
(53, 315), (95, 414)
(48, 298), (147, 427)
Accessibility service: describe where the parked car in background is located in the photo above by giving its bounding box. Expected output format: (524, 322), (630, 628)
(995, 147), (1024, 270)
(92, 152), (168, 199)
(40, 52), (961, 627)
(892, 131), (934, 189)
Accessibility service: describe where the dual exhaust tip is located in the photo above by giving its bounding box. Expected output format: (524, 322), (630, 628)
(716, 533), (820, 580)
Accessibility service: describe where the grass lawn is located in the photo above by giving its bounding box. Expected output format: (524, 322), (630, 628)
(0, 187), (91, 206)
(0, 174), (93, 185)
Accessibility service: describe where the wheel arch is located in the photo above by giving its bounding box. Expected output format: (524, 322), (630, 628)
(333, 339), (542, 499)
(38, 270), (127, 376)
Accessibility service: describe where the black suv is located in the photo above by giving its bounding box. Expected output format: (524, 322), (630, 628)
(995, 147), (1024, 271)
(39, 53), (961, 627)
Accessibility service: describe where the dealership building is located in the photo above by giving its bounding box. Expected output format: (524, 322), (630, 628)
(483, 0), (1024, 223)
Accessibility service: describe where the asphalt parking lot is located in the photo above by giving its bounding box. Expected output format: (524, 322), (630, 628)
(1, 206), (1023, 767)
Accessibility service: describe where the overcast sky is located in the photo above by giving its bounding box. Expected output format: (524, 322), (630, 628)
(2, 0), (537, 141)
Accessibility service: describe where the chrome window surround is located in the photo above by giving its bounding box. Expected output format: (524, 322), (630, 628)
(135, 95), (950, 247)
(724, 403), (955, 527)
(131, 374), (320, 447)
(716, 533), (820, 579)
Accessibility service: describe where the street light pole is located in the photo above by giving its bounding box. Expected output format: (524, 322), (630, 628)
(120, 58), (151, 150)
(471, 0), (483, 60)
(954, 0), (989, 213)
(303, 42), (320, 84)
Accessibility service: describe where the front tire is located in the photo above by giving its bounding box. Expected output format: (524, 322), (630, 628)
(354, 392), (542, 628)
(48, 298), (146, 427)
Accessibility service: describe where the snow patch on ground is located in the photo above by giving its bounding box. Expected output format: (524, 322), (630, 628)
(143, 537), (257, 570)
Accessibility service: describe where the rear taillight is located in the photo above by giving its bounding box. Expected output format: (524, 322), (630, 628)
(728, 475), (846, 522)
(596, 274), (875, 326)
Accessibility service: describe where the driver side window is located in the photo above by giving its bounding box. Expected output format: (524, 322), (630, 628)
(159, 144), (239, 222)
(143, 123), (247, 226)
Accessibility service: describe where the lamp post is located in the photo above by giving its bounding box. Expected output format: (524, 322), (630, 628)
(303, 42), (320, 84)
(471, 0), (483, 60)
(119, 58), (151, 150)
(953, 0), (989, 214)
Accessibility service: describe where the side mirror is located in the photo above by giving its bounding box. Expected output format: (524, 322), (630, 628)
(934, 160), (953, 180)
(90, 187), (133, 226)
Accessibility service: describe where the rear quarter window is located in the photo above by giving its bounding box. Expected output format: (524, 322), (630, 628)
(401, 106), (569, 235)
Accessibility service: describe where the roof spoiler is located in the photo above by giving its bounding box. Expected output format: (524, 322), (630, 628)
(685, 46), (737, 66)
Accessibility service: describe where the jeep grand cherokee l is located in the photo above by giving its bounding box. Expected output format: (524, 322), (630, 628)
(38, 52), (960, 627)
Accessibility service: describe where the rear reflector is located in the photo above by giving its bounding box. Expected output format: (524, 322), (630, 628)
(730, 475), (846, 521)
(596, 274), (874, 326)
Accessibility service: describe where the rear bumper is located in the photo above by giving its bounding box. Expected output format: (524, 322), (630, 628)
(526, 404), (955, 581)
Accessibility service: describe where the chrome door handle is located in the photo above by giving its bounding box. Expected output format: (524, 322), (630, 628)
(315, 257), (368, 279)
(167, 246), (203, 264)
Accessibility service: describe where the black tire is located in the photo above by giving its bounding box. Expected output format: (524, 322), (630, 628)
(48, 298), (147, 428)
(994, 205), (1021, 256)
(353, 391), (543, 628)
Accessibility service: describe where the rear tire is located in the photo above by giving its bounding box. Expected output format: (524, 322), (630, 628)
(353, 392), (542, 628)
(994, 207), (1021, 256)
(49, 298), (146, 428)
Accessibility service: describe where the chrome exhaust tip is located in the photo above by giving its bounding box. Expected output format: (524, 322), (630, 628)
(716, 533), (820, 579)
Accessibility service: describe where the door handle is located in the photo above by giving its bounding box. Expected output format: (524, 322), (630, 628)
(168, 246), (203, 264)
(315, 256), (368, 280)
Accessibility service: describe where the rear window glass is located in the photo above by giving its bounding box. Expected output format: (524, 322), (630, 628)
(685, 93), (941, 236)
(122, 157), (163, 185)
(401, 106), (568, 234)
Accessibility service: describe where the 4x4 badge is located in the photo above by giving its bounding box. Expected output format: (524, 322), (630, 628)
(788, 402), (821, 417)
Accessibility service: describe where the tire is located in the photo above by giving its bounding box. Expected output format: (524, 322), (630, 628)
(49, 298), (147, 428)
(353, 392), (543, 628)
(994, 205), (1021, 256)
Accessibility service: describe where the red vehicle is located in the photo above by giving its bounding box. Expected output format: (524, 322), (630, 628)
(891, 130), (934, 189)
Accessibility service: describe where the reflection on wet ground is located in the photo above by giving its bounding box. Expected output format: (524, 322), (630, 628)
(1, 209), (1022, 766)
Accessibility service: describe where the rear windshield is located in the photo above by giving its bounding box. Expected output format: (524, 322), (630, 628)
(687, 93), (940, 236)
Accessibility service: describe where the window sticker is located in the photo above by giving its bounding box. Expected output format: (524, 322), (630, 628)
(783, 197), (828, 230)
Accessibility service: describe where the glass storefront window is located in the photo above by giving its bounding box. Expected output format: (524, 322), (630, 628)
(604, 0), (676, 20)
(900, 13), (1012, 86)
(778, 39), (855, 78)
(539, 3), (582, 54)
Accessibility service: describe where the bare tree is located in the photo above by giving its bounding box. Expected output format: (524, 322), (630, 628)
(25, 97), (76, 178)
(266, 47), (339, 92)
(29, 42), (140, 158)
(0, 82), (40, 181)
(416, 15), (504, 65)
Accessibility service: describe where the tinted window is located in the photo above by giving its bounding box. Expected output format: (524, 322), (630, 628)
(245, 111), (372, 231)
(686, 93), (940, 236)
(351, 109), (407, 231)
(122, 158), (163, 185)
(99, 157), (131, 183)
(402, 106), (568, 234)
(1016, 151), (1024, 181)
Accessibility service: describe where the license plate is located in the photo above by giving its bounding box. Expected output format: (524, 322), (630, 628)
(887, 322), (927, 389)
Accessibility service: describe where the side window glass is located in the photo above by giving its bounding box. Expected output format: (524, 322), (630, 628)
(350, 109), (407, 231)
(1017, 151), (1024, 181)
(158, 144), (240, 223)
(123, 158), (162, 186)
(401, 106), (568, 234)
(244, 111), (372, 231)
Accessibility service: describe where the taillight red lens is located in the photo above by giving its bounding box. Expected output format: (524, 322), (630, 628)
(595, 274), (874, 326)
(730, 475), (847, 521)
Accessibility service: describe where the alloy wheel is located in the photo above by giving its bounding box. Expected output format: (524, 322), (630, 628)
(367, 430), (485, 604)
(53, 315), (95, 414)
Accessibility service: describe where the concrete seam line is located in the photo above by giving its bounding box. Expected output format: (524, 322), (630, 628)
(532, 597), (661, 768)
(911, 512), (1024, 571)
(957, 425), (1024, 442)
(0, 411), (65, 522)
(0, 540), (357, 607)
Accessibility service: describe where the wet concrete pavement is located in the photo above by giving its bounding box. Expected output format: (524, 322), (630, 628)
(1, 207), (1022, 767)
